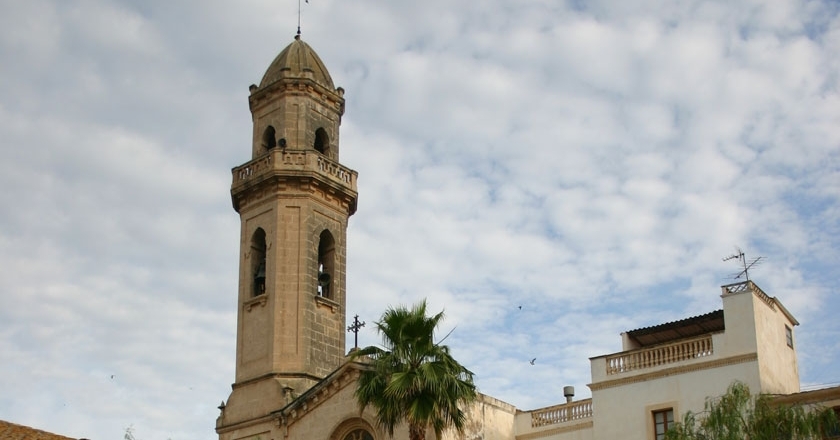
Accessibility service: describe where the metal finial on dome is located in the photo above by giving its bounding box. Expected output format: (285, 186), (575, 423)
(296, 0), (306, 38)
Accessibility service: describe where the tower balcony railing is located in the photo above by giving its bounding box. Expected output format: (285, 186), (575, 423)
(602, 334), (714, 376)
(232, 149), (357, 191)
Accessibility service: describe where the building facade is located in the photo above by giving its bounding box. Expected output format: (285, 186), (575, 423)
(214, 36), (840, 440)
(520, 280), (822, 440)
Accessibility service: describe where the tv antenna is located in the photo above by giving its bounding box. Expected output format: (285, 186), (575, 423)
(722, 247), (763, 281)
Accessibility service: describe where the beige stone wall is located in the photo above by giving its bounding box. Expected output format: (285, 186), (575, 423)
(284, 377), (385, 440)
(220, 364), (518, 440)
(720, 284), (800, 394)
(718, 287), (759, 357)
(439, 394), (517, 440)
(751, 295), (799, 394)
(589, 361), (758, 440)
(236, 206), (278, 382)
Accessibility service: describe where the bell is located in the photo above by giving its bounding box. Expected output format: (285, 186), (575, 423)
(255, 261), (266, 280)
(318, 271), (331, 287)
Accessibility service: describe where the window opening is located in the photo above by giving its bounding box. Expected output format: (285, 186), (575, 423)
(342, 429), (373, 440)
(785, 325), (793, 348)
(314, 127), (329, 155)
(653, 408), (674, 440)
(251, 228), (267, 296)
(262, 126), (276, 151)
(317, 230), (335, 298)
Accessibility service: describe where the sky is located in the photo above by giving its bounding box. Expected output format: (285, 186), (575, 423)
(0, 0), (838, 439)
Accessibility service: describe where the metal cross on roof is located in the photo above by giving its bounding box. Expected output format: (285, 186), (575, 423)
(347, 314), (366, 349)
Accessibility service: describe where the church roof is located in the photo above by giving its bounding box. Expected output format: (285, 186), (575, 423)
(260, 35), (336, 90)
(0, 420), (77, 440)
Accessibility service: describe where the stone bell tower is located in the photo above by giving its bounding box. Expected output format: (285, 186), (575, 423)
(217, 35), (358, 434)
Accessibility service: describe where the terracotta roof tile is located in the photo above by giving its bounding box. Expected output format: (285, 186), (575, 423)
(0, 420), (76, 440)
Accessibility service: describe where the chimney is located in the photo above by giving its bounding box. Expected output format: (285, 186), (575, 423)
(563, 385), (575, 403)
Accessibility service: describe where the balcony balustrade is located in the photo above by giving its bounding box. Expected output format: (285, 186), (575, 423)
(232, 149), (356, 189)
(605, 335), (714, 375)
(530, 399), (593, 428)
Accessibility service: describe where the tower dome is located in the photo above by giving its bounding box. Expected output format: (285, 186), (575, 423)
(259, 35), (335, 89)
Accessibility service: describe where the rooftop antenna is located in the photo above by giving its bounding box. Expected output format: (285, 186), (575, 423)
(722, 247), (763, 281)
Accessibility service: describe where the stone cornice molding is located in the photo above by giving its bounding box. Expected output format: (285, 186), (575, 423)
(588, 352), (758, 391)
(276, 361), (365, 428)
(249, 78), (345, 117)
(231, 371), (325, 390)
(215, 412), (276, 434)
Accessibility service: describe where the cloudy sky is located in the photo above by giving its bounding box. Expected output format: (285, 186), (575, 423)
(1, 0), (839, 439)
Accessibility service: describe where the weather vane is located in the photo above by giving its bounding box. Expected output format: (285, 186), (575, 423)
(722, 247), (763, 281)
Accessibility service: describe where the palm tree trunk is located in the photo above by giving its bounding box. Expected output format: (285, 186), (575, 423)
(409, 424), (426, 440)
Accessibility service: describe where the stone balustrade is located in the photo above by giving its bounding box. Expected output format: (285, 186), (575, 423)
(530, 399), (593, 428)
(605, 335), (714, 375)
(232, 149), (356, 189)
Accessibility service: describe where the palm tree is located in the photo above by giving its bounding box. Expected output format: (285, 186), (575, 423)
(351, 300), (477, 440)
(666, 381), (839, 440)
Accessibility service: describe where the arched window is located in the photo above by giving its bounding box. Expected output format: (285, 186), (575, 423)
(330, 418), (375, 440)
(251, 228), (267, 296)
(314, 127), (329, 155)
(262, 126), (276, 152)
(317, 230), (335, 298)
(343, 429), (373, 440)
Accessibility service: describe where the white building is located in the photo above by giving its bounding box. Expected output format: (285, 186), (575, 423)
(512, 279), (828, 440)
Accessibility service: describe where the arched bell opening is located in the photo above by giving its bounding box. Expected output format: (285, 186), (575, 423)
(262, 126), (276, 152)
(317, 230), (335, 298)
(314, 127), (330, 156)
(251, 228), (267, 296)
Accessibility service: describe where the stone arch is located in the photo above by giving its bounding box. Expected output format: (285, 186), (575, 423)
(251, 228), (267, 296)
(317, 229), (335, 299)
(329, 418), (376, 440)
(262, 125), (276, 152)
(314, 127), (330, 155)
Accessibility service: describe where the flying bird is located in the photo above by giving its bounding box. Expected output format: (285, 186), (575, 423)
(530, 358), (536, 365)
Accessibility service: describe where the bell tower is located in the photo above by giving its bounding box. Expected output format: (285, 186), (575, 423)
(217, 35), (358, 434)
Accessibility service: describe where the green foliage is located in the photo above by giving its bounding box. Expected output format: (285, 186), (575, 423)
(666, 382), (839, 440)
(351, 300), (477, 440)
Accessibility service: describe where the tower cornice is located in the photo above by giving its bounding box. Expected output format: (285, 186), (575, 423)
(249, 78), (345, 117)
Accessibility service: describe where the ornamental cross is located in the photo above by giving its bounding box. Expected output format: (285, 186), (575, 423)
(347, 314), (366, 349)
